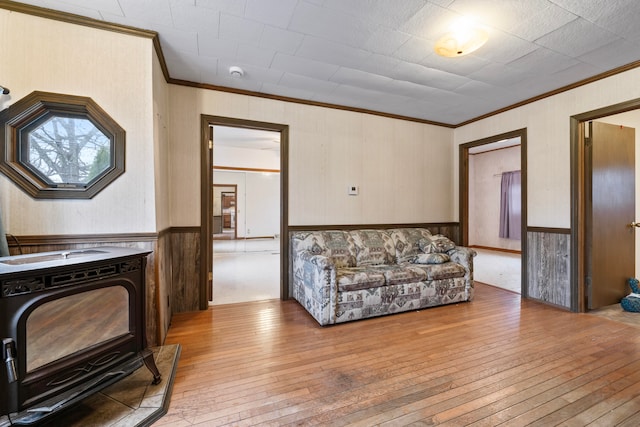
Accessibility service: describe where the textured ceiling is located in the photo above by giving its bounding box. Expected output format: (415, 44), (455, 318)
(8, 0), (640, 126)
(213, 126), (281, 150)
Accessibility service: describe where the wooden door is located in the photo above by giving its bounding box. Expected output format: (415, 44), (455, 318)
(587, 121), (635, 309)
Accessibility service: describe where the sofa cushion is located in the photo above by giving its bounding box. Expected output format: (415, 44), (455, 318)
(419, 234), (457, 254)
(337, 267), (386, 292)
(411, 262), (466, 281)
(381, 265), (428, 286)
(408, 253), (450, 264)
(349, 229), (396, 266)
(293, 230), (356, 268)
(389, 228), (434, 263)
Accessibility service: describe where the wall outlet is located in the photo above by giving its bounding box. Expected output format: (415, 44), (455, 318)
(348, 185), (359, 195)
(247, 228), (251, 234)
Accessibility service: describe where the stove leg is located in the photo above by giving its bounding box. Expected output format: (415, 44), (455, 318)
(140, 348), (162, 385)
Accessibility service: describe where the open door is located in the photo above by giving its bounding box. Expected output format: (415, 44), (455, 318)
(586, 121), (636, 309)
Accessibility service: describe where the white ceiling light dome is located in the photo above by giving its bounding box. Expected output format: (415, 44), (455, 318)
(434, 17), (488, 58)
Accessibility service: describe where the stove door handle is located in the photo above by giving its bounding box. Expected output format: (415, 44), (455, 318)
(3, 338), (17, 383)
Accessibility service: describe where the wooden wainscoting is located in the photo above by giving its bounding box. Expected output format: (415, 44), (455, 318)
(169, 227), (201, 313)
(156, 229), (173, 343)
(5, 233), (163, 345)
(527, 227), (571, 309)
(160, 282), (640, 426)
(4, 228), (201, 346)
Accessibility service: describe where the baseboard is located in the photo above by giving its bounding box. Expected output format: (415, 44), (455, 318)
(470, 245), (522, 255)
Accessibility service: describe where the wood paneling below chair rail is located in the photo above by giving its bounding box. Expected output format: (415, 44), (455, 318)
(3, 228), (202, 345)
(169, 227), (201, 313)
(6, 236), (161, 346)
(527, 228), (571, 309)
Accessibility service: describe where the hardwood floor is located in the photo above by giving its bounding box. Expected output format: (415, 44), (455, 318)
(159, 283), (640, 426)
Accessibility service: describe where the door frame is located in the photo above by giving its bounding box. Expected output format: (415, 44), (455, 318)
(459, 128), (528, 297)
(570, 98), (640, 312)
(200, 115), (289, 310)
(213, 184), (238, 240)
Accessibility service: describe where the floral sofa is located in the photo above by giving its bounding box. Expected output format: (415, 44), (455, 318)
(291, 228), (476, 326)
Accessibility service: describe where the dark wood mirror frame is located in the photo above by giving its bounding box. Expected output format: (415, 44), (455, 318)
(0, 91), (125, 199)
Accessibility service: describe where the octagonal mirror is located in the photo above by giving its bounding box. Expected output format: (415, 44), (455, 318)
(0, 91), (125, 199)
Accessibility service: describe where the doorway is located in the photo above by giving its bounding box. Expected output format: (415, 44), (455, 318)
(200, 115), (289, 310)
(572, 105), (639, 312)
(211, 126), (280, 305)
(213, 185), (237, 240)
(459, 129), (528, 296)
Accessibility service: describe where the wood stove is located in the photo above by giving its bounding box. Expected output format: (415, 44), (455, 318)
(0, 247), (160, 425)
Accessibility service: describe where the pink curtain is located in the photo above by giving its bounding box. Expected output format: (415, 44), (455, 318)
(499, 171), (521, 240)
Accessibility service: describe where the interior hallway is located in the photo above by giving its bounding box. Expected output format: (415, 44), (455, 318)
(211, 238), (280, 305)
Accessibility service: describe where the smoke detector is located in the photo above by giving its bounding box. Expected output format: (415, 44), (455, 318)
(229, 66), (244, 78)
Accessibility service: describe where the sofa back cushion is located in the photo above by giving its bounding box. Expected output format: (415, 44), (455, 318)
(349, 229), (396, 266)
(291, 230), (356, 268)
(389, 228), (434, 263)
(419, 234), (457, 254)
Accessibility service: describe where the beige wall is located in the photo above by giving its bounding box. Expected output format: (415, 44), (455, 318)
(213, 170), (280, 238)
(153, 51), (171, 231)
(5, 5), (640, 290)
(454, 67), (640, 278)
(454, 67), (640, 230)
(0, 9), (157, 235)
(168, 85), (455, 227)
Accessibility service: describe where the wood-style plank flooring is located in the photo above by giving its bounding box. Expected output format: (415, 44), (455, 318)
(159, 283), (640, 426)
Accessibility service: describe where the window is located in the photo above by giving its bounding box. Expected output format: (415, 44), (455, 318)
(0, 91), (125, 199)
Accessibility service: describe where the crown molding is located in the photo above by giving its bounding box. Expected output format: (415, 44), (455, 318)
(168, 77), (455, 128)
(456, 59), (640, 127)
(0, 0), (170, 82)
(0, 1), (155, 38)
(3, 0), (640, 128)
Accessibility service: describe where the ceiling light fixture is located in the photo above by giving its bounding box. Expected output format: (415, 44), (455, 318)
(229, 66), (244, 78)
(434, 17), (488, 58)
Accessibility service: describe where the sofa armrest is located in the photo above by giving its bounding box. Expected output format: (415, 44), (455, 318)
(448, 246), (477, 300)
(292, 250), (337, 325)
(298, 250), (334, 270)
